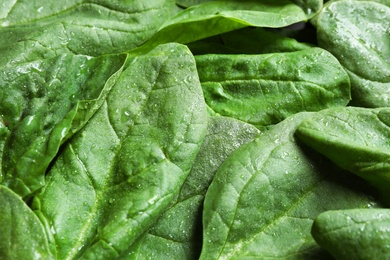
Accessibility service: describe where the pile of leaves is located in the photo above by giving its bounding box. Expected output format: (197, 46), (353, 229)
(1, 0), (389, 259)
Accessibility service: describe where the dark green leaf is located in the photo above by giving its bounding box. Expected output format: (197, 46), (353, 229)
(316, 1), (390, 107)
(32, 43), (208, 259)
(188, 27), (311, 55)
(312, 208), (390, 260)
(200, 112), (379, 259)
(296, 107), (390, 204)
(196, 48), (350, 126)
(0, 1), (178, 60)
(126, 116), (260, 259)
(0, 185), (53, 259)
(140, 0), (311, 52)
(0, 54), (125, 197)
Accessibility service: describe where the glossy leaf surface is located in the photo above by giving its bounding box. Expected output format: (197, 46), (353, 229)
(312, 209), (390, 260)
(196, 48), (350, 126)
(0, 54), (125, 197)
(176, 0), (323, 17)
(32, 43), (208, 259)
(126, 116), (260, 259)
(141, 0), (310, 51)
(296, 107), (390, 203)
(0, 0), (177, 58)
(0, 186), (53, 259)
(200, 113), (379, 259)
(316, 1), (390, 107)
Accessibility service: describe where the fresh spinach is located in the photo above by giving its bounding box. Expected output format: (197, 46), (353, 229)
(200, 112), (379, 259)
(31, 43), (208, 259)
(137, 0), (315, 53)
(0, 0), (389, 259)
(196, 48), (350, 126)
(1, 54), (125, 197)
(316, 1), (390, 107)
(0, 186), (53, 259)
(126, 116), (260, 259)
(296, 107), (390, 204)
(312, 209), (390, 260)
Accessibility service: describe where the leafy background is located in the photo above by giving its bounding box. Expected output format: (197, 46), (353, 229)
(0, 0), (389, 259)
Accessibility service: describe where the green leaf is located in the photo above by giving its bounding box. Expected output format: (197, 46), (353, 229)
(0, 0), (177, 60)
(176, 0), (323, 17)
(196, 48), (350, 126)
(200, 112), (379, 259)
(0, 54), (126, 197)
(0, 185), (53, 259)
(296, 107), (390, 204)
(32, 43), (208, 259)
(312, 208), (390, 260)
(316, 1), (390, 107)
(139, 0), (311, 52)
(126, 116), (260, 259)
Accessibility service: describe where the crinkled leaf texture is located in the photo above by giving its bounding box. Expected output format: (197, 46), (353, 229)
(316, 1), (390, 107)
(296, 107), (390, 204)
(312, 208), (390, 260)
(200, 112), (380, 259)
(0, 185), (53, 259)
(126, 116), (260, 259)
(196, 48), (350, 126)
(0, 54), (126, 197)
(31, 43), (208, 259)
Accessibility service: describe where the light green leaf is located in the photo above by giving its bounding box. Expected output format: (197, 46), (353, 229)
(196, 48), (350, 126)
(32, 43), (208, 259)
(139, 0), (311, 52)
(0, 54), (125, 197)
(0, 185), (53, 259)
(296, 107), (390, 204)
(126, 116), (260, 259)
(316, 1), (390, 107)
(176, 0), (323, 16)
(200, 112), (379, 259)
(312, 208), (390, 260)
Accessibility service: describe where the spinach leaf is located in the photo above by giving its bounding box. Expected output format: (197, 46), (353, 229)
(296, 107), (390, 204)
(200, 112), (379, 259)
(0, 54), (125, 197)
(126, 116), (260, 259)
(139, 0), (311, 52)
(312, 208), (390, 259)
(176, 0), (323, 17)
(31, 43), (208, 259)
(196, 48), (350, 126)
(0, 0), (177, 57)
(316, 1), (390, 107)
(0, 185), (53, 259)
